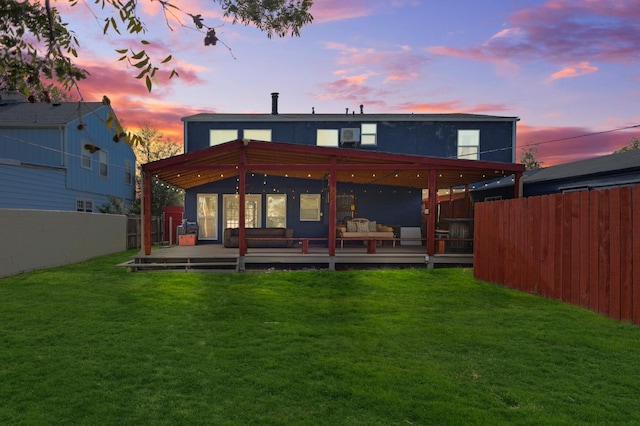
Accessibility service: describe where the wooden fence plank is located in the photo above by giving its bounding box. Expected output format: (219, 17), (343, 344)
(633, 186), (640, 325)
(619, 186), (633, 322)
(570, 192), (581, 305)
(562, 193), (573, 302)
(531, 196), (542, 294)
(579, 191), (590, 309)
(553, 194), (564, 301)
(609, 188), (621, 320)
(589, 190), (600, 312)
(539, 195), (550, 298)
(598, 189), (611, 316)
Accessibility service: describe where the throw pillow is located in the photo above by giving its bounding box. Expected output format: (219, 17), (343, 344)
(347, 221), (357, 232)
(369, 221), (377, 232)
(356, 221), (369, 232)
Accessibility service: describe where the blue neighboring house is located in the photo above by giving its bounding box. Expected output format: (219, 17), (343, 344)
(0, 93), (136, 212)
(177, 93), (520, 244)
(471, 149), (640, 202)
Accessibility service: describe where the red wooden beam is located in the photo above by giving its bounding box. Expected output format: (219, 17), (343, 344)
(239, 146), (247, 256)
(143, 170), (152, 255)
(427, 169), (438, 256)
(329, 157), (337, 256)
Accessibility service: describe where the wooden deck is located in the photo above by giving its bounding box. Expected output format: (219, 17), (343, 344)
(120, 244), (473, 272)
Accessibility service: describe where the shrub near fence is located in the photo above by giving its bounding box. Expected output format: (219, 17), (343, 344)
(474, 185), (640, 326)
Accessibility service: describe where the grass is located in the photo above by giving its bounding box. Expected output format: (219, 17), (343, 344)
(1, 251), (640, 425)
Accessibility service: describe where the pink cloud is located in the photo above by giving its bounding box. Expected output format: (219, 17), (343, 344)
(517, 122), (640, 166)
(430, 0), (640, 66)
(324, 42), (428, 84)
(549, 61), (598, 80)
(311, 0), (371, 23)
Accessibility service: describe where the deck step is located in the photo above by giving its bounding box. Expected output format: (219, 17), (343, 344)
(118, 259), (240, 272)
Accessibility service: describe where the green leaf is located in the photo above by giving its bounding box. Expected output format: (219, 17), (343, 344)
(141, 40), (150, 45)
(161, 55), (172, 64)
(131, 50), (145, 60)
(145, 75), (152, 92)
(115, 48), (129, 54)
(133, 58), (149, 68)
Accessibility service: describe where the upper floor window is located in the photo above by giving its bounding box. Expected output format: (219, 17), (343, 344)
(99, 150), (108, 177)
(316, 129), (338, 147)
(457, 130), (479, 160)
(210, 129), (238, 147)
(125, 160), (133, 185)
(243, 129), (272, 141)
(361, 123), (377, 146)
(81, 144), (91, 169)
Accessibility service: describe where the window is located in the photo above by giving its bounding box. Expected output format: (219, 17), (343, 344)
(243, 129), (272, 141)
(316, 129), (338, 147)
(300, 194), (321, 221)
(266, 194), (287, 228)
(361, 123), (377, 146)
(125, 160), (133, 185)
(76, 198), (93, 212)
(223, 194), (262, 229)
(484, 196), (503, 202)
(210, 129), (238, 146)
(197, 194), (218, 240)
(99, 150), (108, 177)
(81, 145), (91, 169)
(457, 130), (479, 160)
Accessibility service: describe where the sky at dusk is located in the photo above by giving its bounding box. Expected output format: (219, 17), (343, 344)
(57, 0), (640, 166)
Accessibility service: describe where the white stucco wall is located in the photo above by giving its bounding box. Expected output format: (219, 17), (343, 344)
(0, 209), (126, 278)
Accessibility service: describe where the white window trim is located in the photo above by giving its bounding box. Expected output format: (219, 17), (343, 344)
(243, 129), (272, 142)
(300, 194), (321, 221)
(81, 145), (92, 170)
(210, 129), (239, 147)
(98, 150), (109, 178)
(223, 194), (262, 229)
(361, 123), (377, 146)
(76, 198), (94, 212)
(266, 194), (287, 228)
(457, 130), (480, 160)
(197, 193), (219, 240)
(316, 129), (339, 147)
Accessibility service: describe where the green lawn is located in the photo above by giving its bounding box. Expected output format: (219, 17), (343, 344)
(1, 251), (639, 425)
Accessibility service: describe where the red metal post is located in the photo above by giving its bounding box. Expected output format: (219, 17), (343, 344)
(427, 169), (438, 256)
(143, 170), (152, 255)
(238, 146), (247, 256)
(328, 158), (337, 256)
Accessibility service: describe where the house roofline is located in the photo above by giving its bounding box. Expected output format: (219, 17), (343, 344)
(182, 113), (520, 123)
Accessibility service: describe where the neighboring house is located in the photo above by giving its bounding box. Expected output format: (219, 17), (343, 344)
(177, 93), (520, 245)
(0, 94), (136, 212)
(471, 149), (640, 202)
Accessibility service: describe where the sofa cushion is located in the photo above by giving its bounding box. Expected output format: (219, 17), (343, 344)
(356, 221), (369, 232)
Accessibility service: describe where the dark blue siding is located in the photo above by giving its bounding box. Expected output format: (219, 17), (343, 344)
(186, 119), (514, 163)
(185, 175), (422, 243)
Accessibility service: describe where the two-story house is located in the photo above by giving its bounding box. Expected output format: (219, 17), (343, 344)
(140, 93), (524, 257)
(0, 94), (136, 212)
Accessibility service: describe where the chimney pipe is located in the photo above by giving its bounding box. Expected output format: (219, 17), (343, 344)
(271, 92), (279, 115)
(360, 104), (364, 114)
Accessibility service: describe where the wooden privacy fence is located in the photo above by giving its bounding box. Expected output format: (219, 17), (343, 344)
(127, 215), (162, 249)
(474, 185), (640, 325)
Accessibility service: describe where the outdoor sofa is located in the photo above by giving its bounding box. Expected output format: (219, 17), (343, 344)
(336, 218), (395, 248)
(223, 227), (294, 248)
